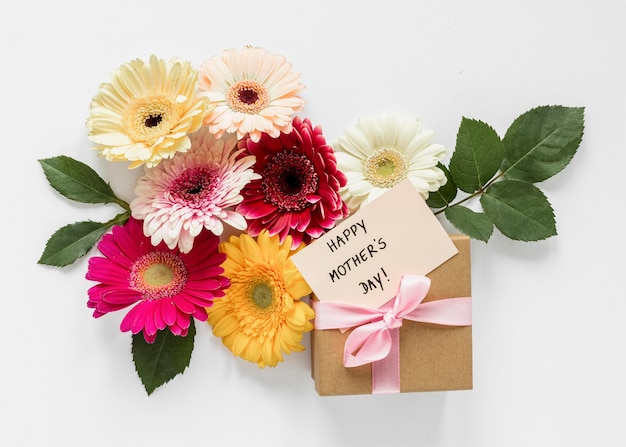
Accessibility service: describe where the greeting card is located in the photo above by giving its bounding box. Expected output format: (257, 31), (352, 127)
(291, 178), (458, 308)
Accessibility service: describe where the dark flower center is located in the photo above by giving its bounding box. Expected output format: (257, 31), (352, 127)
(281, 171), (303, 194)
(144, 114), (163, 128)
(239, 88), (259, 105)
(169, 167), (218, 206)
(262, 150), (318, 211)
(227, 80), (269, 114)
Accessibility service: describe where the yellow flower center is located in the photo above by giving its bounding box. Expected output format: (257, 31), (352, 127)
(364, 147), (408, 188)
(227, 80), (269, 114)
(129, 251), (188, 300)
(144, 263), (174, 286)
(222, 263), (289, 338)
(251, 282), (274, 309)
(123, 93), (180, 146)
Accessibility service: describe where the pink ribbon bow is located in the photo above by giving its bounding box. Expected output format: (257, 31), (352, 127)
(313, 275), (472, 394)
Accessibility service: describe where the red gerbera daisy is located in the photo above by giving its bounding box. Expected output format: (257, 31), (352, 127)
(236, 117), (349, 249)
(86, 217), (229, 343)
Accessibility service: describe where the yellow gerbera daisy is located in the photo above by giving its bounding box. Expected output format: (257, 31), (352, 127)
(207, 230), (314, 368)
(86, 55), (212, 169)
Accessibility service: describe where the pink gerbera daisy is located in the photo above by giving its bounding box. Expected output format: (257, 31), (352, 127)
(130, 127), (260, 253)
(86, 217), (229, 343)
(197, 46), (305, 143)
(236, 116), (349, 249)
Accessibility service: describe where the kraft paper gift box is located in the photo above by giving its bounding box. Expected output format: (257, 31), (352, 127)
(310, 233), (472, 396)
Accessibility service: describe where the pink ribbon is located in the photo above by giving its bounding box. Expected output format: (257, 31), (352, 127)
(313, 275), (472, 394)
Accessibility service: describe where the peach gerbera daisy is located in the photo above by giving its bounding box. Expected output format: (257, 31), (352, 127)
(197, 46), (305, 143)
(86, 55), (212, 169)
(207, 230), (314, 368)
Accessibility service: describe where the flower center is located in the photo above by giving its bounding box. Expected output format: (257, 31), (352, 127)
(129, 251), (188, 300)
(144, 114), (163, 128)
(227, 80), (269, 114)
(225, 264), (288, 337)
(123, 94), (180, 146)
(364, 148), (408, 188)
(251, 282), (274, 309)
(262, 151), (318, 211)
(169, 167), (218, 206)
(144, 263), (173, 286)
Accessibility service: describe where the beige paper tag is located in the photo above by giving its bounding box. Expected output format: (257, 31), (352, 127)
(291, 179), (458, 308)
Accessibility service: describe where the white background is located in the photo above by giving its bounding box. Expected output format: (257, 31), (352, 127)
(2, 1), (624, 445)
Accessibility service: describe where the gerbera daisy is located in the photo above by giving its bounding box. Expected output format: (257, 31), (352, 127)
(207, 230), (314, 368)
(130, 127), (260, 253)
(86, 55), (211, 169)
(197, 46), (305, 143)
(235, 116), (349, 249)
(333, 112), (447, 211)
(86, 217), (229, 343)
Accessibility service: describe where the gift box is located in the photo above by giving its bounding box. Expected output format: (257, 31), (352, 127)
(310, 233), (472, 396)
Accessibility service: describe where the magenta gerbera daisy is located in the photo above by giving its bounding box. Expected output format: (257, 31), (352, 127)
(86, 217), (229, 343)
(130, 127), (260, 253)
(236, 116), (349, 249)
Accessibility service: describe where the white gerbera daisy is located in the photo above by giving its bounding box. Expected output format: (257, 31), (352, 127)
(197, 46), (305, 143)
(333, 112), (447, 211)
(130, 127), (260, 253)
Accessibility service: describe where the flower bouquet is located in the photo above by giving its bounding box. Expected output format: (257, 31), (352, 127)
(38, 46), (584, 395)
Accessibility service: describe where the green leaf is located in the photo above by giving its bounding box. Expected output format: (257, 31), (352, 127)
(38, 221), (111, 267)
(501, 105), (584, 183)
(480, 180), (556, 241)
(445, 206), (494, 242)
(426, 163), (458, 209)
(449, 118), (503, 193)
(132, 320), (196, 396)
(39, 156), (128, 207)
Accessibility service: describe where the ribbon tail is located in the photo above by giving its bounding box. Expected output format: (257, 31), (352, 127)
(406, 297), (472, 326)
(371, 327), (401, 394)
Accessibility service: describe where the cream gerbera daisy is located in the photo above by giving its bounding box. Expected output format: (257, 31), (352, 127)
(333, 112), (447, 211)
(197, 46), (305, 143)
(130, 127), (260, 253)
(87, 55), (212, 169)
(207, 230), (314, 368)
